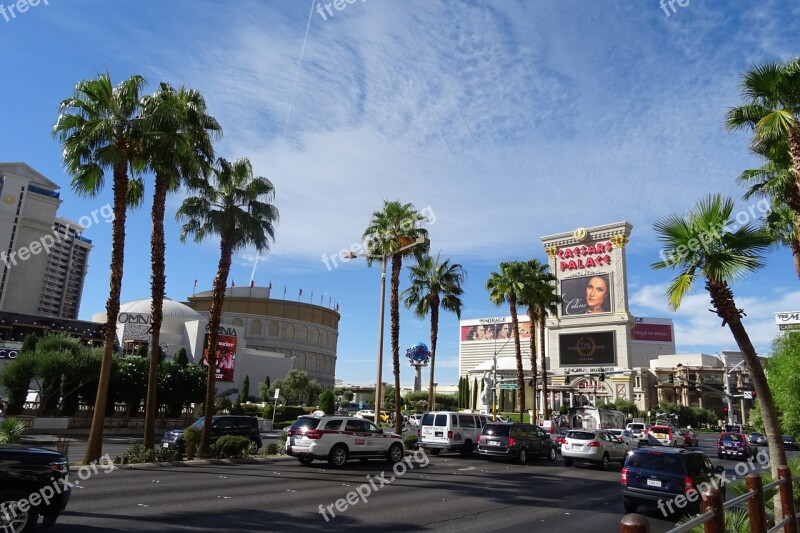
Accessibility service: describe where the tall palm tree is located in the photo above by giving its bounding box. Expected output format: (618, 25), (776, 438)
(651, 194), (786, 484)
(519, 259), (559, 421)
(53, 73), (147, 463)
(139, 83), (221, 449)
(362, 200), (429, 435)
(176, 157), (278, 456)
(486, 261), (527, 421)
(402, 252), (467, 410)
(726, 56), (800, 281)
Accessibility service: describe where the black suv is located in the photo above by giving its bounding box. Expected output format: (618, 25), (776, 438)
(0, 444), (71, 531)
(621, 447), (724, 515)
(161, 415), (262, 455)
(477, 422), (557, 464)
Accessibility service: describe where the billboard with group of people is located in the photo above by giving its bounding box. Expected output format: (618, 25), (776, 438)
(200, 334), (237, 382)
(460, 321), (532, 342)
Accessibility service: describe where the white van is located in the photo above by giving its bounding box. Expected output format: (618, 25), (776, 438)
(417, 411), (490, 456)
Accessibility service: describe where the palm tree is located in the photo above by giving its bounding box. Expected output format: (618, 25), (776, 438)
(176, 157), (278, 456)
(726, 57), (800, 281)
(139, 83), (221, 449)
(519, 259), (559, 421)
(651, 194), (786, 485)
(362, 201), (429, 435)
(737, 139), (800, 279)
(486, 261), (527, 421)
(402, 252), (467, 410)
(53, 73), (147, 463)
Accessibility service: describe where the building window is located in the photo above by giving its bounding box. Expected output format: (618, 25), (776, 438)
(232, 317), (244, 327)
(284, 324), (295, 341)
(269, 322), (279, 337)
(249, 320), (262, 337)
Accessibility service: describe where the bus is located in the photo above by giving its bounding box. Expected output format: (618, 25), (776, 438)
(568, 406), (625, 430)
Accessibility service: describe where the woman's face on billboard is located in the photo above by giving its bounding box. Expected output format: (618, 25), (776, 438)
(586, 276), (608, 309)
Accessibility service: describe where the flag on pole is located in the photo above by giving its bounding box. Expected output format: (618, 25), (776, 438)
(231, 280), (235, 287)
(193, 279), (197, 295)
(298, 288), (303, 301)
(328, 296), (331, 306)
(249, 279), (254, 295)
(250, 280), (254, 288)
(283, 286), (287, 298)
(310, 291), (314, 303)
(194, 279), (197, 287)
(336, 302), (340, 312)
(320, 294), (323, 305)
(268, 281), (272, 289)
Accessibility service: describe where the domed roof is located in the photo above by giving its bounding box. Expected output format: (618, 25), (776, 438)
(118, 298), (202, 320)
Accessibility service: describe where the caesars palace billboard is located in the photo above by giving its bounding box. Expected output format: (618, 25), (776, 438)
(559, 331), (616, 366)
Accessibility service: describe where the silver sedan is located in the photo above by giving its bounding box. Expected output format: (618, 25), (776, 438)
(561, 429), (629, 470)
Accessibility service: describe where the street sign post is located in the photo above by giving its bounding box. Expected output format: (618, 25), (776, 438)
(498, 383), (517, 390)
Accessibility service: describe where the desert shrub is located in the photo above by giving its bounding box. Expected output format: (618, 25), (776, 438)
(264, 442), (281, 456)
(121, 443), (179, 464)
(403, 434), (417, 450)
(211, 435), (252, 459)
(0, 417), (26, 444)
(183, 426), (201, 460)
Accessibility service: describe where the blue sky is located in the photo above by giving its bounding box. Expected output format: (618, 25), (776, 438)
(2, 0), (799, 387)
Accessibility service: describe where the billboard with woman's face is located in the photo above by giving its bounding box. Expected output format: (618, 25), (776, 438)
(460, 321), (531, 342)
(560, 274), (612, 316)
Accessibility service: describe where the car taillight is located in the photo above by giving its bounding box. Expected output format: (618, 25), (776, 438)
(304, 430), (323, 439)
(448, 431), (453, 439)
(588, 441), (601, 447)
(508, 437), (515, 447)
(417, 429), (420, 437)
(621, 467), (628, 486)
(556, 437), (566, 444)
(477, 434), (481, 443)
(684, 476), (694, 493)
(643, 429), (649, 435)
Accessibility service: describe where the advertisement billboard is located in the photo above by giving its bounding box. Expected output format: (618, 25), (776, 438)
(631, 322), (673, 342)
(201, 334), (237, 382)
(560, 274), (612, 316)
(559, 331), (615, 366)
(460, 321), (532, 342)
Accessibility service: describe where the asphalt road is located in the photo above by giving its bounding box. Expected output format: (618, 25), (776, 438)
(32, 430), (794, 532)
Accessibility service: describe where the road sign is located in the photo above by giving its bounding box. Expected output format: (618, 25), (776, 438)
(274, 388), (280, 400)
(498, 383), (517, 390)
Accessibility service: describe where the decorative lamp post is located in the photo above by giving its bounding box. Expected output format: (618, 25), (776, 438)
(405, 342), (431, 392)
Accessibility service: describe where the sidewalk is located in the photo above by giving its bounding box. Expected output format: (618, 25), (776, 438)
(21, 430), (285, 445)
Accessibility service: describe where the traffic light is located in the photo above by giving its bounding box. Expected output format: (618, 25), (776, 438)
(723, 407), (729, 415)
(599, 372), (605, 382)
(668, 374), (674, 384)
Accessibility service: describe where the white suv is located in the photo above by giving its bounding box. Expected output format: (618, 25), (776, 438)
(285, 416), (405, 467)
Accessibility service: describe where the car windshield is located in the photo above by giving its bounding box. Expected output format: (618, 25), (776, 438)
(291, 416), (319, 431)
(723, 434), (743, 442)
(189, 418), (206, 428)
(627, 452), (682, 471)
(568, 431), (596, 440)
(482, 424), (510, 436)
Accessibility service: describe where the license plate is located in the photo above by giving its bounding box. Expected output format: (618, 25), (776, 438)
(435, 431), (443, 437)
(163, 442), (169, 448)
(489, 441), (500, 446)
(647, 479), (662, 488)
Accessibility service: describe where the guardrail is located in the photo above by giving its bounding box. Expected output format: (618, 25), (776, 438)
(621, 465), (798, 533)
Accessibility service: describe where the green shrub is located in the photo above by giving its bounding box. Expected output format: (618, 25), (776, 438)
(211, 435), (252, 459)
(239, 403), (263, 417)
(403, 434), (417, 450)
(121, 442), (179, 464)
(274, 405), (309, 423)
(262, 404), (274, 419)
(264, 442), (281, 456)
(0, 417), (26, 444)
(183, 426), (201, 460)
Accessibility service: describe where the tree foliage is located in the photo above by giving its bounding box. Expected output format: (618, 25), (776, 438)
(766, 332), (800, 436)
(318, 390), (335, 414)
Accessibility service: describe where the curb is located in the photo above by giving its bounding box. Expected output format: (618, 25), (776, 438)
(69, 454), (294, 471)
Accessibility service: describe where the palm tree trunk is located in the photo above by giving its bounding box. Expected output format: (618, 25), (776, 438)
(84, 165), (128, 464)
(540, 314), (549, 421)
(390, 254), (403, 435)
(144, 175), (168, 449)
(199, 237), (234, 457)
(527, 310), (537, 423)
(510, 298), (526, 421)
(428, 296), (439, 410)
(706, 279), (787, 520)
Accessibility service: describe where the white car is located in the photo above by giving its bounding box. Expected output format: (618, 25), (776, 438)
(285, 415), (404, 467)
(355, 409), (375, 419)
(608, 428), (639, 450)
(561, 429), (629, 470)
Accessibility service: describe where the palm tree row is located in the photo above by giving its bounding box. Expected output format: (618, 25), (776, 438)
(54, 73), (277, 462)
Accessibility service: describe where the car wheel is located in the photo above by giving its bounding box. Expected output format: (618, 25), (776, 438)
(547, 447), (557, 462)
(599, 453), (610, 471)
(518, 448), (528, 464)
(623, 499), (638, 513)
(563, 457), (574, 467)
(297, 456), (314, 465)
(387, 443), (404, 464)
(0, 489), (38, 533)
(328, 444), (348, 467)
(460, 440), (474, 457)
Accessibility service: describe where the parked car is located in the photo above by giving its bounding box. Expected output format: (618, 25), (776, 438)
(417, 411), (490, 456)
(0, 444), (71, 531)
(621, 447), (725, 515)
(284, 416), (404, 467)
(680, 428), (699, 447)
(717, 432), (754, 459)
(550, 427), (569, 453)
(782, 435), (799, 451)
(609, 429), (639, 450)
(161, 415), (262, 455)
(749, 432), (767, 446)
(561, 429), (628, 470)
(408, 414), (423, 427)
(647, 425), (685, 447)
(355, 409), (375, 420)
(477, 423), (557, 463)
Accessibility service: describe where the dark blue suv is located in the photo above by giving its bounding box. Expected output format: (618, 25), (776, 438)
(621, 447), (725, 515)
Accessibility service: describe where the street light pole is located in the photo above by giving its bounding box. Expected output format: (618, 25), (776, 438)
(374, 257), (387, 426)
